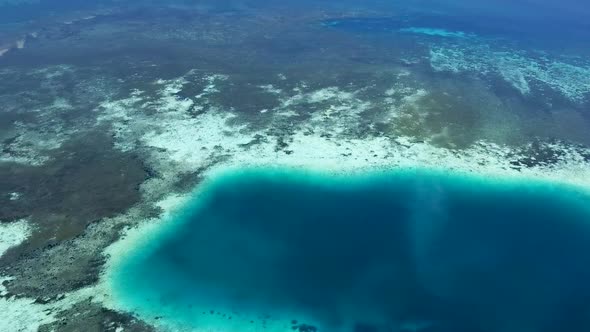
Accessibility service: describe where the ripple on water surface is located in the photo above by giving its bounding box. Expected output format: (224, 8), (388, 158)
(109, 168), (590, 332)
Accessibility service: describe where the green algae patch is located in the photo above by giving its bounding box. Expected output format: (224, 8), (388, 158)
(109, 168), (590, 332)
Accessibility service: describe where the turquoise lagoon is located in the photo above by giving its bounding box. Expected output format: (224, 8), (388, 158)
(109, 168), (590, 332)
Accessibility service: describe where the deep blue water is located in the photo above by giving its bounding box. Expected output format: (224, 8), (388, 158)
(112, 168), (590, 332)
(3, 0), (589, 33)
(321, 14), (589, 46)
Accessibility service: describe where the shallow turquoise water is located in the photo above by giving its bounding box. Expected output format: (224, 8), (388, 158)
(111, 168), (590, 332)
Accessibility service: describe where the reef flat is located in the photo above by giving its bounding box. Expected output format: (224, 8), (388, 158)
(0, 1), (589, 331)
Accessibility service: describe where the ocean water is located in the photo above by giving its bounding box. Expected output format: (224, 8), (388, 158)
(2, 0), (590, 330)
(110, 168), (590, 332)
(321, 11), (589, 48)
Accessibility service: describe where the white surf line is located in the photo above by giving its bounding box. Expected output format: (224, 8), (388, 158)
(0, 219), (31, 258)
